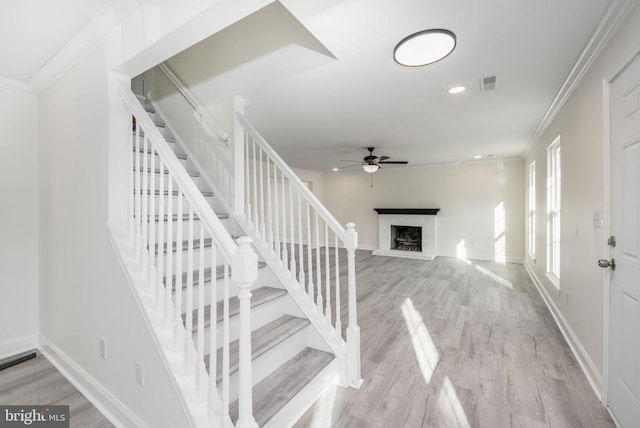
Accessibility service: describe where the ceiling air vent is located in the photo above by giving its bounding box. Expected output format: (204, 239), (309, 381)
(480, 75), (497, 92)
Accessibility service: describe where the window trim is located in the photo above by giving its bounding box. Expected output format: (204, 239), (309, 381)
(528, 161), (536, 261)
(546, 136), (561, 291)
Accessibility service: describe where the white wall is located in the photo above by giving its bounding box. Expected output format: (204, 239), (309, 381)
(524, 3), (640, 398)
(37, 45), (190, 428)
(0, 86), (39, 358)
(323, 160), (525, 262)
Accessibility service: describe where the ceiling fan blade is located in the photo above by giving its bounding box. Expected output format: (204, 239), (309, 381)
(378, 161), (408, 164)
(340, 160), (364, 163)
(378, 156), (390, 161)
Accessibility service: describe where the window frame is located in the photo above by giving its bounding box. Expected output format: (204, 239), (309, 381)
(528, 161), (536, 261)
(546, 136), (561, 290)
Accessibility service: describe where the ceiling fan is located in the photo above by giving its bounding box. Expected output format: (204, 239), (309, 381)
(341, 147), (409, 173)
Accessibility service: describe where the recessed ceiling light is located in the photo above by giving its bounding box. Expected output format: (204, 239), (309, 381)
(448, 86), (466, 94)
(332, 168), (339, 172)
(394, 29), (456, 67)
(474, 155), (482, 159)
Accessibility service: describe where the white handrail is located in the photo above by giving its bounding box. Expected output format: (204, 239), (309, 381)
(121, 88), (237, 260)
(236, 112), (346, 240)
(158, 63), (230, 144)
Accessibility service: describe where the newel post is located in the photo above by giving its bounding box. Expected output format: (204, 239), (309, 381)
(234, 97), (247, 219)
(232, 237), (258, 428)
(344, 223), (363, 388)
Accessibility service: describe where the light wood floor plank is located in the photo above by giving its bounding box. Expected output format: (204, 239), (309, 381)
(0, 353), (114, 428)
(294, 251), (614, 428)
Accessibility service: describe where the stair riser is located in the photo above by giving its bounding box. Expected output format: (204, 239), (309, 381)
(162, 246), (226, 272)
(149, 194), (215, 215)
(148, 218), (231, 240)
(142, 173), (198, 189)
(193, 294), (288, 355)
(132, 135), (175, 148)
(221, 326), (309, 404)
(134, 152), (187, 172)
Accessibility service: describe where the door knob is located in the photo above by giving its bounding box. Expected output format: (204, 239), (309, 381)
(598, 259), (616, 270)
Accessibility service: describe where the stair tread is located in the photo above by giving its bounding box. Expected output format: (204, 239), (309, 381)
(134, 167), (198, 178)
(229, 348), (334, 426)
(169, 261), (266, 288)
(136, 130), (175, 143)
(183, 286), (286, 330)
(149, 213), (229, 222)
(133, 147), (186, 160)
(137, 189), (214, 197)
(206, 315), (310, 383)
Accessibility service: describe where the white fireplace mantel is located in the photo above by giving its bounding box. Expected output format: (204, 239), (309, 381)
(372, 208), (439, 260)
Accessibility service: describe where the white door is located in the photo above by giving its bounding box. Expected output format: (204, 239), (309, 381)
(608, 54), (640, 427)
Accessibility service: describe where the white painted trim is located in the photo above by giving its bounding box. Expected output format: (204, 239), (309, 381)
(435, 252), (524, 264)
(0, 76), (34, 95)
(601, 76), (613, 407)
(38, 335), (147, 428)
(0, 334), (38, 360)
(28, 0), (141, 94)
(524, 262), (604, 401)
(522, 0), (636, 157)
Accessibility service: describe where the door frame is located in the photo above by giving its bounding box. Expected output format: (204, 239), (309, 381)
(602, 47), (640, 424)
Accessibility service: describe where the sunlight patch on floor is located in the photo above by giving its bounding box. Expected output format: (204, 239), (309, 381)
(475, 264), (513, 289)
(401, 298), (440, 384)
(437, 376), (471, 428)
(308, 384), (337, 428)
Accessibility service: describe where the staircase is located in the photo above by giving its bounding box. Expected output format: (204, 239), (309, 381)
(110, 82), (361, 427)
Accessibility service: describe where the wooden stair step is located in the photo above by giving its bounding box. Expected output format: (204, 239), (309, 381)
(182, 286), (287, 331)
(134, 167), (198, 178)
(133, 147), (187, 160)
(168, 261), (267, 289)
(149, 213), (229, 222)
(144, 105), (155, 114)
(229, 348), (334, 426)
(137, 189), (214, 198)
(136, 130), (175, 143)
(206, 315), (310, 383)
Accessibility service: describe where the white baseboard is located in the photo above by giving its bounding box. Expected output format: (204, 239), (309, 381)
(0, 334), (38, 360)
(39, 336), (147, 428)
(523, 262), (604, 401)
(433, 252), (525, 264)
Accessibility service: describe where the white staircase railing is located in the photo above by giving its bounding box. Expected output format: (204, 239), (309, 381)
(121, 88), (259, 427)
(234, 104), (362, 388)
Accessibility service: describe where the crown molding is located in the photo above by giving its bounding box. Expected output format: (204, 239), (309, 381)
(521, 0), (636, 158)
(0, 75), (35, 95)
(28, 0), (143, 94)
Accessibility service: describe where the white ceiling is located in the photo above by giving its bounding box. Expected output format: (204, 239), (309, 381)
(241, 0), (613, 171)
(1, 0), (615, 173)
(0, 0), (112, 82)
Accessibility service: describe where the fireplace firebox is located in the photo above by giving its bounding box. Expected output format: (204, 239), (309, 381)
(391, 225), (422, 252)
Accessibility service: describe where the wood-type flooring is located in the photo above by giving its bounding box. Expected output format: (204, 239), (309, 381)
(295, 251), (614, 428)
(0, 353), (114, 428)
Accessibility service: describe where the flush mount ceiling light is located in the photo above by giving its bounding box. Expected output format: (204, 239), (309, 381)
(363, 164), (380, 173)
(394, 29), (456, 67)
(448, 86), (466, 94)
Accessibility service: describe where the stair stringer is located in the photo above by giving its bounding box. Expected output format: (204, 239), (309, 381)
(234, 221), (349, 386)
(109, 220), (233, 428)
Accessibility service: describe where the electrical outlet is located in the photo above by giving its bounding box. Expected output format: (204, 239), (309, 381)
(100, 337), (107, 360)
(135, 361), (145, 386)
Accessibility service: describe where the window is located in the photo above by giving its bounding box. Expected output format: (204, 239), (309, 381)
(546, 137), (561, 288)
(528, 161), (536, 260)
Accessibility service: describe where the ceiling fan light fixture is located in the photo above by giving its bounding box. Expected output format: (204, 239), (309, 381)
(363, 164), (380, 173)
(394, 29), (456, 67)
